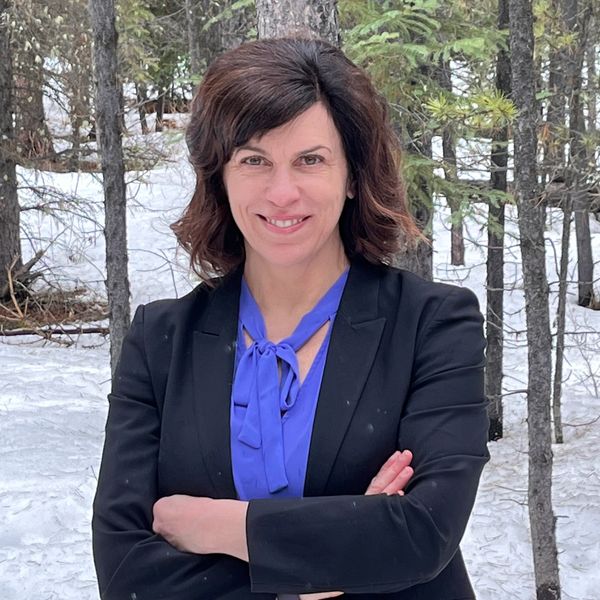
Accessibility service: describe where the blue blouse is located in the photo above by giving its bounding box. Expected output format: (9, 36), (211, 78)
(230, 269), (349, 501)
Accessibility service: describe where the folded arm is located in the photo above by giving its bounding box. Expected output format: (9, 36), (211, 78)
(92, 306), (269, 600)
(245, 287), (489, 595)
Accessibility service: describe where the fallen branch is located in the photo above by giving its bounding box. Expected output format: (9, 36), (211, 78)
(0, 250), (45, 300)
(0, 325), (109, 337)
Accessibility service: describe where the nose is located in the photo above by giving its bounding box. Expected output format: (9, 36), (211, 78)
(264, 166), (301, 207)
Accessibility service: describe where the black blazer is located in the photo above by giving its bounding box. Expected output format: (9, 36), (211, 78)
(92, 257), (489, 600)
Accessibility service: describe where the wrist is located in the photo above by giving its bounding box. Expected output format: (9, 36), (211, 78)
(212, 499), (249, 561)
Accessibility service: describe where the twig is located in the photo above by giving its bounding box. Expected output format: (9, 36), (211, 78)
(7, 259), (24, 320)
(563, 415), (600, 427)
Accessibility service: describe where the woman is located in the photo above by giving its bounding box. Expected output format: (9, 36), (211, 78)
(92, 38), (489, 600)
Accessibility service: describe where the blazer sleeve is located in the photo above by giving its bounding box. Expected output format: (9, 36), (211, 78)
(92, 305), (266, 600)
(246, 286), (489, 595)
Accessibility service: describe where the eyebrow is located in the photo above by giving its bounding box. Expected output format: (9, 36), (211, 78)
(234, 144), (333, 156)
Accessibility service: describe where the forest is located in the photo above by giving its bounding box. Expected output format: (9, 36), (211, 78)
(0, 0), (598, 599)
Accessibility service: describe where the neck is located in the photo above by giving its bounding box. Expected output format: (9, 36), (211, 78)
(243, 248), (349, 320)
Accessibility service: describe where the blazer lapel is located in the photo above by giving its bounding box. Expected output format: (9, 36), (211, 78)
(304, 259), (386, 496)
(192, 269), (242, 499)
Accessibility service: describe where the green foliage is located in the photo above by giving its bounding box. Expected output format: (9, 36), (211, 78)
(202, 0), (256, 31)
(116, 0), (161, 85)
(340, 0), (516, 220)
(425, 88), (517, 132)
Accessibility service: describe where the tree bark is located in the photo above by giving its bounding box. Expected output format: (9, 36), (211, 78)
(0, 0), (22, 300)
(186, 0), (202, 78)
(136, 83), (149, 135)
(586, 23), (596, 134)
(564, 0), (595, 307)
(256, 0), (340, 46)
(552, 194), (571, 444)
(89, 0), (131, 377)
(486, 0), (511, 441)
(509, 0), (561, 597)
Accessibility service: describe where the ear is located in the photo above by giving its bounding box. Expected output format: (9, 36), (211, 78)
(346, 179), (356, 199)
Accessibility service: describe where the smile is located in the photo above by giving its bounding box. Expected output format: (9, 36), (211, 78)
(263, 216), (308, 229)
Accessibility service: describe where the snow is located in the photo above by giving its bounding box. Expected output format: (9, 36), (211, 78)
(1, 132), (599, 599)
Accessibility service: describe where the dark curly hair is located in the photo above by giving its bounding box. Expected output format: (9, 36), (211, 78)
(172, 37), (420, 279)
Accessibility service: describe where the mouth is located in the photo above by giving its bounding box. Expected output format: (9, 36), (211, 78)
(259, 215), (309, 229)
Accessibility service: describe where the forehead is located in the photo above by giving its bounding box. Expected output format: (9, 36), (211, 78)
(248, 102), (344, 149)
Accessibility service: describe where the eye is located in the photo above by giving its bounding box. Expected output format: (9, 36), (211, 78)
(240, 155), (265, 166)
(299, 154), (323, 166)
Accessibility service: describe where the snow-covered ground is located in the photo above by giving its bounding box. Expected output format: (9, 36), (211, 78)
(1, 133), (599, 599)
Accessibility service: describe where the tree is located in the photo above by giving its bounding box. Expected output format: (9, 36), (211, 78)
(564, 0), (596, 308)
(0, 0), (22, 300)
(89, 0), (131, 375)
(486, 0), (510, 441)
(11, 0), (56, 161)
(435, 59), (464, 267)
(256, 0), (340, 45)
(509, 0), (561, 597)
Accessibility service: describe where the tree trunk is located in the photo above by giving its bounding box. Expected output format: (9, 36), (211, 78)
(573, 190), (594, 306)
(186, 0), (202, 78)
(564, 0), (595, 307)
(136, 83), (149, 135)
(486, 0), (511, 442)
(552, 195), (571, 444)
(14, 46), (55, 160)
(542, 0), (567, 184)
(89, 0), (131, 377)
(0, 0), (22, 300)
(155, 90), (165, 133)
(65, 29), (93, 171)
(186, 0), (231, 76)
(509, 0), (561, 597)
(256, 0), (340, 46)
(586, 22), (596, 133)
(394, 124), (434, 281)
(436, 61), (464, 266)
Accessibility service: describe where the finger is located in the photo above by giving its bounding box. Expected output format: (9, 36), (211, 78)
(382, 466), (413, 495)
(365, 452), (409, 495)
(365, 450), (412, 495)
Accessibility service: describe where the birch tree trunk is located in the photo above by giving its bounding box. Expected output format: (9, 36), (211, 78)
(486, 0), (510, 441)
(509, 0), (561, 596)
(256, 0), (340, 46)
(89, 0), (131, 377)
(0, 0), (22, 300)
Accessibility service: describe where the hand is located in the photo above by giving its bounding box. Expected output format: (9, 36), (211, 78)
(299, 450), (414, 599)
(365, 449), (413, 496)
(153, 495), (214, 553)
(152, 495), (248, 560)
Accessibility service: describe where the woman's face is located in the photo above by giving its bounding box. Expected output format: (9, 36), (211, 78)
(222, 102), (353, 272)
